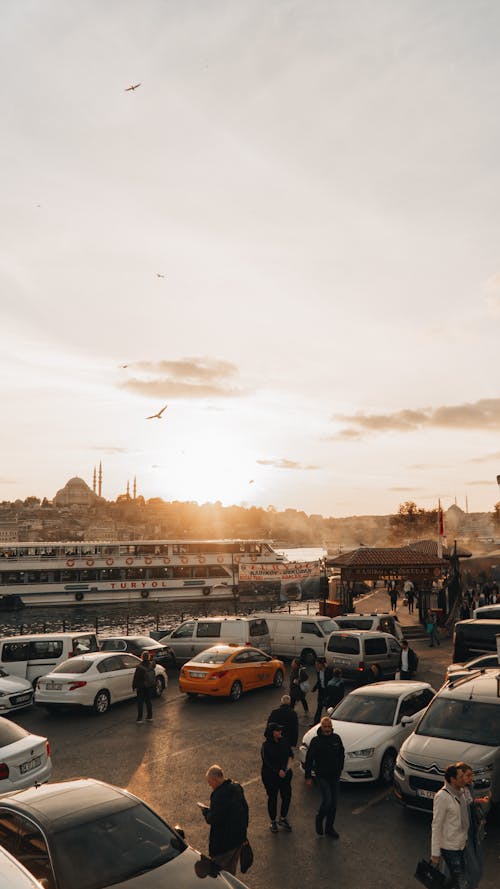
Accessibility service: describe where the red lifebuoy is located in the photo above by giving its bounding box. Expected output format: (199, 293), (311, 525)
(163, 557), (170, 565)
(145, 557), (152, 565)
(66, 559), (75, 567)
(233, 555), (240, 564)
(86, 559), (94, 567)
(181, 556), (189, 565)
(198, 556), (206, 564)
(126, 557), (134, 565)
(203, 587), (210, 596)
(217, 556), (224, 564)
(250, 555), (257, 563)
(106, 558), (114, 566)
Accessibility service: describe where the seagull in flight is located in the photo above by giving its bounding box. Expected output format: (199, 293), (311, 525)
(146, 405), (168, 420)
(249, 479), (255, 485)
(156, 273), (165, 278)
(120, 364), (129, 368)
(125, 82), (141, 91)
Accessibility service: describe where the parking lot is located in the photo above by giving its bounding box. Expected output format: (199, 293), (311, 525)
(7, 618), (499, 889)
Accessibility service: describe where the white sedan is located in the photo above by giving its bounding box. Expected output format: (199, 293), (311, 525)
(34, 652), (167, 715)
(0, 669), (34, 714)
(0, 716), (52, 796)
(299, 681), (435, 785)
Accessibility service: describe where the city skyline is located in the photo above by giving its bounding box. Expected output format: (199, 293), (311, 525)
(2, 1), (500, 516)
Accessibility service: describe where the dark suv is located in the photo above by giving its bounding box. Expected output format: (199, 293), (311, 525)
(99, 636), (174, 669)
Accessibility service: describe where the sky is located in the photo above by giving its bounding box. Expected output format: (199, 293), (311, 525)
(1, 0), (500, 517)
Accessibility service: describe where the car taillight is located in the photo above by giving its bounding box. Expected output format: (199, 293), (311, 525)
(68, 651), (74, 657)
(0, 763), (9, 780)
(46, 740), (50, 759)
(375, 623), (382, 631)
(245, 642), (251, 646)
(69, 681), (87, 691)
(357, 661), (365, 672)
(210, 671), (228, 679)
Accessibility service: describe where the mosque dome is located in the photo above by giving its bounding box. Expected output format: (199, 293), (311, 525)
(53, 477), (99, 507)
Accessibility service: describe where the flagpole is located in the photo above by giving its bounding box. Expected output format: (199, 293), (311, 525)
(437, 499), (443, 559)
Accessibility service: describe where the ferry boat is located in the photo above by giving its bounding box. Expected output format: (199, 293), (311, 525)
(0, 540), (319, 608)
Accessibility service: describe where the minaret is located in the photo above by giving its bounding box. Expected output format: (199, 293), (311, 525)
(98, 461), (102, 498)
(133, 476), (137, 500)
(92, 466), (96, 493)
(126, 480), (130, 499)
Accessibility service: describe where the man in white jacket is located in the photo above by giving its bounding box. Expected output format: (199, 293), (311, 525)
(431, 764), (469, 889)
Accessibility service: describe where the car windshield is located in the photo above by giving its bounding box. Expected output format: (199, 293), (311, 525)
(52, 659), (93, 674)
(52, 802), (185, 889)
(416, 698), (500, 746)
(190, 649), (231, 664)
(318, 619), (338, 634)
(332, 694), (397, 726)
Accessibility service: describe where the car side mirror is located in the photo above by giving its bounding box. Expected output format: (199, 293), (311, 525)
(400, 716), (414, 726)
(174, 824), (185, 839)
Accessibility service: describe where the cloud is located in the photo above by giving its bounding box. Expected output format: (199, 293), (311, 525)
(483, 272), (500, 317)
(119, 357), (249, 399)
(464, 480), (494, 486)
(334, 398), (500, 438)
(0, 477), (16, 484)
(88, 446), (131, 454)
(468, 451), (500, 464)
(257, 458), (320, 470)
(388, 486), (424, 492)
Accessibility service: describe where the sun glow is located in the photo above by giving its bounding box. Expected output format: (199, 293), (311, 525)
(155, 436), (256, 506)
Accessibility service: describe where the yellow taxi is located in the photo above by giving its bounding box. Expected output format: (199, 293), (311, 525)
(179, 644), (285, 702)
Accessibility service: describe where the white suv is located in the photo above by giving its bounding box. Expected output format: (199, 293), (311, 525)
(334, 613), (404, 642)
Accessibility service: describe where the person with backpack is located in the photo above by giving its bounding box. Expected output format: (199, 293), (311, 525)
(132, 651), (156, 723)
(200, 764), (249, 875)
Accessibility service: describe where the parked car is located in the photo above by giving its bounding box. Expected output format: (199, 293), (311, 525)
(394, 670), (500, 811)
(445, 652), (499, 683)
(0, 778), (250, 889)
(0, 669), (34, 713)
(0, 846), (47, 889)
(34, 652), (167, 715)
(0, 716), (52, 796)
(452, 618), (500, 662)
(299, 681), (435, 785)
(0, 633), (99, 687)
(179, 644), (285, 702)
(334, 612), (404, 642)
(99, 635), (174, 669)
(325, 630), (402, 683)
(160, 617), (271, 666)
(253, 612), (339, 663)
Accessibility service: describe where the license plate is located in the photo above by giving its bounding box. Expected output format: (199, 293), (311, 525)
(20, 756), (41, 774)
(13, 693), (32, 704)
(417, 789), (435, 799)
(189, 671), (207, 678)
(334, 658), (349, 665)
(46, 681), (62, 690)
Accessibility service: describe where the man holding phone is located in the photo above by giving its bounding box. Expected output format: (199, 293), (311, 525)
(199, 764), (249, 875)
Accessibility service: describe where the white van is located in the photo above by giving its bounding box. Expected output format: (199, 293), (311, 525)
(0, 633), (99, 685)
(159, 617), (271, 665)
(253, 612), (339, 664)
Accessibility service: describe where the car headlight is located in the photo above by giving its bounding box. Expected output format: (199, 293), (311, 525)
(346, 748), (375, 759)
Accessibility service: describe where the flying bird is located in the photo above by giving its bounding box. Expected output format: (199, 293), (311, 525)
(120, 364), (129, 369)
(156, 273), (165, 278)
(146, 405), (168, 420)
(125, 83), (141, 91)
(249, 479), (255, 485)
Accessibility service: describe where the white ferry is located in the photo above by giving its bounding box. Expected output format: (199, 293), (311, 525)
(0, 539), (318, 608)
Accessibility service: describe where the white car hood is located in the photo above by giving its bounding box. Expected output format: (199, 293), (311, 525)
(0, 675), (32, 694)
(303, 720), (393, 752)
(400, 732), (496, 768)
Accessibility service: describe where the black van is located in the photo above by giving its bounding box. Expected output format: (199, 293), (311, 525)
(452, 618), (500, 662)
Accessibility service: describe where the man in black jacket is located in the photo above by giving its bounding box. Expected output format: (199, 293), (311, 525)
(266, 695), (299, 748)
(200, 765), (249, 875)
(305, 716), (345, 838)
(398, 639), (418, 679)
(261, 723), (294, 834)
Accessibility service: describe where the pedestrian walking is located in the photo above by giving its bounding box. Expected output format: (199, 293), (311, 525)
(398, 639), (418, 679)
(389, 581), (398, 611)
(456, 762), (490, 889)
(304, 716), (344, 838)
(403, 579), (415, 613)
(431, 764), (469, 889)
(311, 658), (332, 726)
(426, 610), (440, 647)
(266, 694), (299, 749)
(289, 658), (309, 715)
(199, 765), (249, 875)
(261, 723), (294, 834)
(324, 668), (345, 710)
(132, 651), (155, 723)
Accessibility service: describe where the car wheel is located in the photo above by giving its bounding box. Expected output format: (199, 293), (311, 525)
(93, 689), (111, 715)
(229, 681), (243, 702)
(301, 648), (316, 666)
(154, 676), (165, 698)
(379, 749), (396, 785)
(273, 669), (284, 688)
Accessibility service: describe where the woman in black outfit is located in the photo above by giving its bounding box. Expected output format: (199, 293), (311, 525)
(261, 723), (294, 833)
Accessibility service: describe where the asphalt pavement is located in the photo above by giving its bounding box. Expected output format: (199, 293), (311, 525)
(8, 595), (500, 889)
